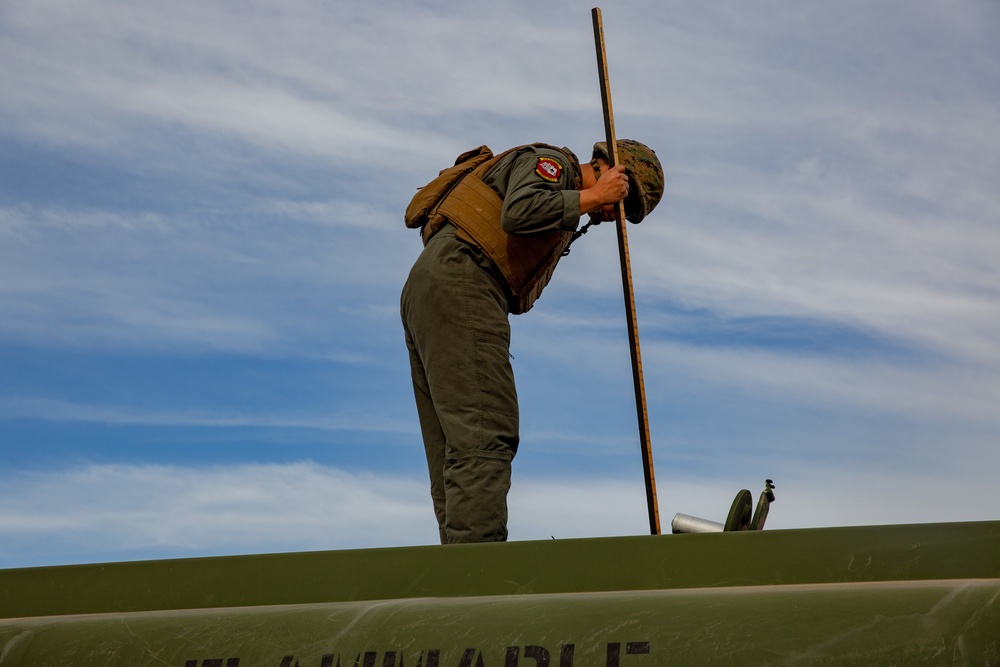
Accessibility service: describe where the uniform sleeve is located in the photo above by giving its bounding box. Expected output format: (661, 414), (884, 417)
(499, 150), (581, 236)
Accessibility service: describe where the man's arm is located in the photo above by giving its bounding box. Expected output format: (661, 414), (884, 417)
(499, 150), (583, 236)
(499, 149), (630, 234)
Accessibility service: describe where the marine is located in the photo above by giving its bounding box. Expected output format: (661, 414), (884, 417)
(401, 140), (664, 544)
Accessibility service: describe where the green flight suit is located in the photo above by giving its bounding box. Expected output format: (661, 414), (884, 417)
(401, 145), (583, 544)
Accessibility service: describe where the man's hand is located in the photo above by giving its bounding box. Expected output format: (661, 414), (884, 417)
(580, 164), (629, 221)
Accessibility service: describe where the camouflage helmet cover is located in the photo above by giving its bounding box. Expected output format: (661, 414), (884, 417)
(592, 139), (664, 223)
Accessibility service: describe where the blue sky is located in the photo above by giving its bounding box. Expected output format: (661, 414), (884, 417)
(2, 0), (999, 568)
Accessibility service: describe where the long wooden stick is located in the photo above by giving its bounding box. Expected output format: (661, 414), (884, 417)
(592, 7), (661, 536)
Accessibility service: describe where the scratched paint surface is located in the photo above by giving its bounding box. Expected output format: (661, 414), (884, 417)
(2, 580), (1000, 665)
(3, 521), (1000, 620)
(3, 522), (1000, 664)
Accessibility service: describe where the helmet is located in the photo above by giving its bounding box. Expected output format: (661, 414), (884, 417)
(592, 139), (664, 223)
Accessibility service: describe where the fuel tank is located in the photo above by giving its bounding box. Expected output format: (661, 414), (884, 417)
(2, 521), (999, 665)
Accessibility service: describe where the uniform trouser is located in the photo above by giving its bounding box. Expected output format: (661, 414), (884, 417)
(400, 226), (519, 544)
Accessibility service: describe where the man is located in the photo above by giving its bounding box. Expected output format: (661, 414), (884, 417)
(401, 140), (664, 544)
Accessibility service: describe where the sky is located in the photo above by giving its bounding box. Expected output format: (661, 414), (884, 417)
(1, 0), (998, 569)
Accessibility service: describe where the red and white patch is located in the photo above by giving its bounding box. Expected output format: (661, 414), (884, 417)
(534, 156), (563, 182)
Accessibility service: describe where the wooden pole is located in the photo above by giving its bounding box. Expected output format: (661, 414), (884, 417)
(592, 7), (661, 535)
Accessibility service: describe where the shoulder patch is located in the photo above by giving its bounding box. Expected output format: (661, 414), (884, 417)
(534, 156), (563, 182)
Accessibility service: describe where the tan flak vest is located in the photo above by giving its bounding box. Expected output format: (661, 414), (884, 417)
(404, 144), (579, 314)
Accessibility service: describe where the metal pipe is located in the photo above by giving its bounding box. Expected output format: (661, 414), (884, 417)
(671, 514), (724, 534)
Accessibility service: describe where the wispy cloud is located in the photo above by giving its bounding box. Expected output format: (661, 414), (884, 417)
(0, 463), (434, 566)
(3, 462), (994, 569)
(0, 397), (415, 435)
(0, 201), (412, 353)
